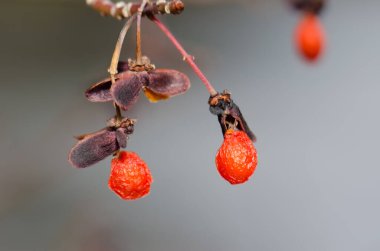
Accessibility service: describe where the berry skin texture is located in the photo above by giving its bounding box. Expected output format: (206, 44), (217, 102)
(109, 151), (153, 200)
(216, 130), (258, 185)
(295, 13), (325, 62)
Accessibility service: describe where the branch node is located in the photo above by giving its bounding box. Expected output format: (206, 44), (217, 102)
(122, 3), (133, 18)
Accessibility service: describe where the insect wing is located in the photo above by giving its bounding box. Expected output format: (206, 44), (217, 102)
(69, 129), (118, 168)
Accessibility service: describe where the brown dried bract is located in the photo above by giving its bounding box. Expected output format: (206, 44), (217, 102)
(85, 59), (190, 110)
(209, 90), (256, 142)
(69, 117), (135, 168)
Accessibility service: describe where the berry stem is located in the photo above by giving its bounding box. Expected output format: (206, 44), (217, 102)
(108, 15), (136, 125)
(115, 103), (122, 123)
(136, 0), (148, 65)
(149, 15), (218, 96)
(108, 14), (137, 78)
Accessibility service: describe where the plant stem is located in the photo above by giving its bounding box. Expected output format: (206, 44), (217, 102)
(149, 15), (217, 96)
(108, 15), (137, 123)
(136, 0), (148, 65)
(86, 0), (184, 19)
(115, 103), (122, 123)
(109, 15), (137, 78)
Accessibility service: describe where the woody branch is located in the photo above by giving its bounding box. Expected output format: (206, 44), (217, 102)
(87, 0), (218, 96)
(86, 0), (184, 19)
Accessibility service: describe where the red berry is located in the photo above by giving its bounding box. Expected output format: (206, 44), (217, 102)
(109, 151), (153, 200)
(295, 13), (325, 61)
(216, 129), (258, 185)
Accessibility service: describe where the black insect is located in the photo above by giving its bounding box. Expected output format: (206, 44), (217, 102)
(68, 117), (135, 168)
(209, 90), (256, 142)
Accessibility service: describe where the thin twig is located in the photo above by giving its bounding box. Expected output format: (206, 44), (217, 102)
(108, 15), (137, 122)
(86, 0), (184, 19)
(115, 103), (122, 123)
(149, 15), (218, 96)
(136, 0), (149, 65)
(108, 15), (137, 79)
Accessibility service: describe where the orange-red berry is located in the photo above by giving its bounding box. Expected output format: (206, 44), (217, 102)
(295, 13), (325, 61)
(216, 129), (258, 185)
(109, 151), (153, 200)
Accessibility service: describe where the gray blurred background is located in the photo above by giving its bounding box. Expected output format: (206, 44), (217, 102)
(1, 0), (380, 250)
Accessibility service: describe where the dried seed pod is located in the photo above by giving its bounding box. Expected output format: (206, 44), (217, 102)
(116, 128), (128, 148)
(69, 117), (135, 168)
(85, 61), (130, 102)
(117, 61), (129, 72)
(209, 90), (256, 142)
(111, 72), (145, 111)
(144, 69), (190, 102)
(69, 128), (119, 168)
(85, 59), (191, 109)
(85, 77), (114, 102)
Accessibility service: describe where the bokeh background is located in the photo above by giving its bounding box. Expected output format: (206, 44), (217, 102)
(1, 0), (380, 250)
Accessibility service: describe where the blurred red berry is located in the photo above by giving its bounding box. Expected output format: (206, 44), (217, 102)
(295, 13), (325, 61)
(216, 129), (258, 185)
(109, 151), (153, 200)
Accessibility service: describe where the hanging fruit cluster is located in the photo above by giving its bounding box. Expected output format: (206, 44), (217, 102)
(69, 0), (258, 200)
(291, 0), (326, 61)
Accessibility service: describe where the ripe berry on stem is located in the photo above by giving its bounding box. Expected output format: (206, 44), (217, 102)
(109, 151), (153, 200)
(216, 129), (258, 185)
(295, 12), (325, 61)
